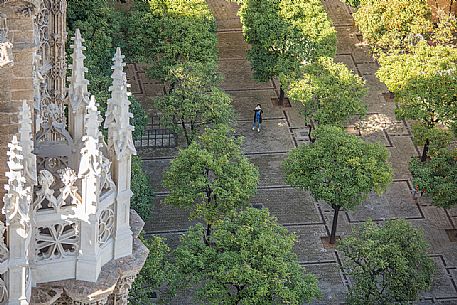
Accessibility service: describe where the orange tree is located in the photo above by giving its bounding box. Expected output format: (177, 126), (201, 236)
(283, 126), (392, 244)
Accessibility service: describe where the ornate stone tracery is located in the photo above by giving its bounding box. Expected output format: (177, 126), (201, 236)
(35, 222), (79, 261)
(98, 206), (115, 246)
(34, 0), (67, 137)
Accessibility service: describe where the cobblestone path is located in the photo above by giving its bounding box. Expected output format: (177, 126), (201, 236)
(126, 0), (457, 303)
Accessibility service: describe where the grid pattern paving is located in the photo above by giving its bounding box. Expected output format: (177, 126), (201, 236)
(126, 1), (457, 303)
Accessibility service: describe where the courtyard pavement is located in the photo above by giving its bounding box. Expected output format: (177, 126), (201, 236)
(126, 0), (457, 304)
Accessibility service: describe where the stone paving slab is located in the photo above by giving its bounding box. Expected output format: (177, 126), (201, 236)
(251, 188), (322, 225)
(219, 59), (273, 91)
(385, 120), (412, 137)
(436, 300), (457, 305)
(229, 90), (285, 120)
(217, 31), (248, 59)
(334, 54), (358, 74)
(142, 159), (170, 193)
(409, 217), (457, 267)
(335, 26), (360, 55)
(237, 119), (295, 154)
(247, 153), (287, 187)
(285, 104), (309, 129)
(388, 136), (419, 180)
(145, 196), (195, 233)
(137, 147), (179, 159)
(306, 262), (347, 305)
(207, 0), (241, 30)
(289, 225), (336, 263)
(322, 0), (354, 27)
(356, 62), (378, 75)
(347, 180), (422, 222)
(448, 207), (457, 217)
(362, 91), (395, 114)
(352, 44), (375, 64)
(360, 129), (391, 147)
(363, 74), (389, 94)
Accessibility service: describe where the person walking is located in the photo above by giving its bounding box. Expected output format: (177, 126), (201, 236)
(252, 104), (263, 132)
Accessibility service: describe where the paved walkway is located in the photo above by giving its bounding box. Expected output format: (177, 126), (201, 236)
(126, 0), (457, 303)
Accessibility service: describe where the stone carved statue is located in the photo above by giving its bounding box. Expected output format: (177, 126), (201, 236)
(58, 167), (81, 205)
(0, 13), (13, 68)
(100, 156), (115, 192)
(32, 53), (52, 131)
(79, 96), (102, 178)
(3, 136), (32, 229)
(34, 168), (81, 211)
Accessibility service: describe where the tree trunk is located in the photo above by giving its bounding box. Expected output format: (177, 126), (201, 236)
(421, 138), (430, 162)
(278, 86), (285, 106)
(204, 223), (212, 246)
(181, 118), (191, 146)
(168, 82), (176, 95)
(308, 123), (315, 143)
(329, 205), (341, 244)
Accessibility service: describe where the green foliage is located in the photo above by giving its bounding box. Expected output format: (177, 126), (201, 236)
(129, 96), (149, 141)
(68, 0), (124, 95)
(163, 125), (259, 224)
(172, 208), (320, 305)
(131, 156), (154, 221)
(353, 0), (433, 54)
(155, 62), (234, 145)
(339, 219), (435, 305)
(410, 148), (457, 208)
(411, 123), (454, 158)
(129, 236), (173, 305)
(239, 0), (336, 83)
(126, 0), (218, 81)
(377, 42), (457, 152)
(67, 0), (149, 138)
(287, 57), (367, 128)
(284, 126), (392, 210)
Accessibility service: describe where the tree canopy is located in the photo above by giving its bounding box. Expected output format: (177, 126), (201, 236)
(172, 208), (320, 305)
(377, 41), (457, 160)
(163, 125), (259, 226)
(239, 0), (336, 103)
(339, 219), (434, 305)
(353, 0), (433, 54)
(287, 57), (367, 134)
(129, 236), (172, 305)
(283, 126), (392, 243)
(410, 148), (457, 209)
(126, 0), (218, 81)
(155, 62), (234, 145)
(67, 0), (148, 139)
